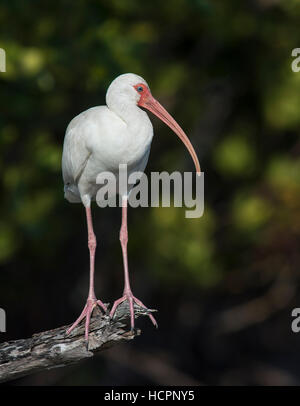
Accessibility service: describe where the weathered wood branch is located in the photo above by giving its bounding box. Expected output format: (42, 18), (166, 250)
(0, 303), (156, 383)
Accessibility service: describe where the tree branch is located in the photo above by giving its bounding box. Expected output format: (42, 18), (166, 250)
(0, 303), (156, 383)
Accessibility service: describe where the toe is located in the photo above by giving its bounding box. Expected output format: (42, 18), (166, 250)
(128, 296), (135, 330)
(109, 296), (126, 318)
(132, 296), (158, 328)
(96, 300), (107, 313)
(149, 313), (158, 328)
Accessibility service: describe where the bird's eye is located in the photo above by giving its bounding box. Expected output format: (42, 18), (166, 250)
(137, 86), (143, 92)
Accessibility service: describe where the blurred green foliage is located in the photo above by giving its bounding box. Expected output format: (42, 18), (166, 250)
(1, 0), (300, 385)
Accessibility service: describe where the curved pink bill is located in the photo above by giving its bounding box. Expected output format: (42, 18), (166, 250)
(139, 93), (201, 174)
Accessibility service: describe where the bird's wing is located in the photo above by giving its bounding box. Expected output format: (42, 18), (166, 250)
(62, 111), (94, 187)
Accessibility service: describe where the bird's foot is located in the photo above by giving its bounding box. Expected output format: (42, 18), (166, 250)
(66, 297), (107, 342)
(109, 290), (158, 330)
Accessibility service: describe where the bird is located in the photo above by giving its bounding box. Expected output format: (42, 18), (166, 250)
(62, 73), (201, 342)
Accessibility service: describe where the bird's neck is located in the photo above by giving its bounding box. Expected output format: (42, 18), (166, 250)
(107, 99), (149, 136)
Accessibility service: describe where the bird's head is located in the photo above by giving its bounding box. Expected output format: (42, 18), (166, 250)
(106, 73), (201, 174)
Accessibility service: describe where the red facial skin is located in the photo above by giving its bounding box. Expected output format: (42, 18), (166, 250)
(134, 83), (152, 106)
(133, 83), (201, 174)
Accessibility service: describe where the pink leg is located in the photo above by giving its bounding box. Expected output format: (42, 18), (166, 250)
(66, 206), (107, 342)
(110, 197), (157, 330)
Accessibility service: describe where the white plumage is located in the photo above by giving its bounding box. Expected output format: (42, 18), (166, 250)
(62, 74), (153, 206)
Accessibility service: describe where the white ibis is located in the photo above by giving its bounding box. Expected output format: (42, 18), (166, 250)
(62, 73), (200, 342)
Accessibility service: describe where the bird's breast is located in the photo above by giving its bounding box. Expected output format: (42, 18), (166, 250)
(88, 108), (153, 174)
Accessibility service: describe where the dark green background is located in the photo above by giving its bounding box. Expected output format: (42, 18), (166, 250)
(1, 0), (300, 385)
